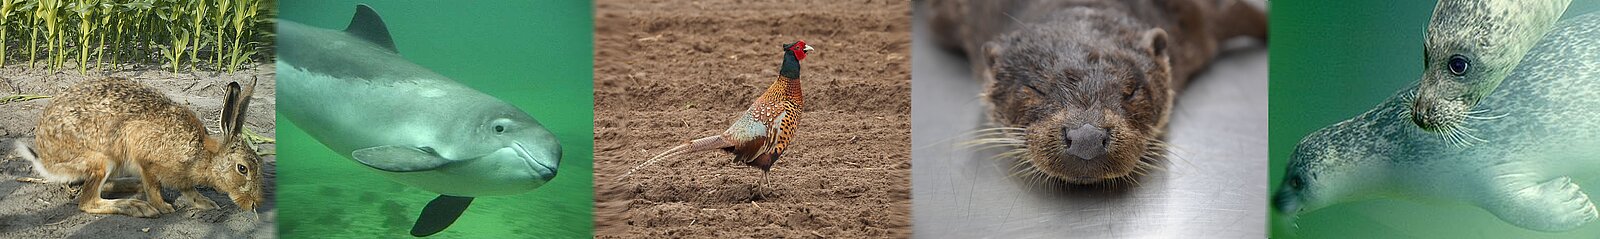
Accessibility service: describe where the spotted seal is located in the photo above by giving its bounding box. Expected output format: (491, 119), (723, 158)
(1408, 0), (1570, 144)
(1276, 11), (1600, 232)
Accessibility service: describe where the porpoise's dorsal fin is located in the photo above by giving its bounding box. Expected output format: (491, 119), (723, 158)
(345, 4), (398, 53)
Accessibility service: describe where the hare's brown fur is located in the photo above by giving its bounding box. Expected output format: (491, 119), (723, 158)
(24, 77), (264, 218)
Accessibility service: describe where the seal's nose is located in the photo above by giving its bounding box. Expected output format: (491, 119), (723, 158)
(1274, 188), (1300, 213)
(1410, 101), (1432, 128)
(1064, 124), (1109, 160)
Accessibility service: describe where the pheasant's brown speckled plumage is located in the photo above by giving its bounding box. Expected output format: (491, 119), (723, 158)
(619, 40), (813, 182)
(726, 72), (804, 171)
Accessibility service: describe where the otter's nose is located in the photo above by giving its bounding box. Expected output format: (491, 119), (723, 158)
(1064, 124), (1109, 160)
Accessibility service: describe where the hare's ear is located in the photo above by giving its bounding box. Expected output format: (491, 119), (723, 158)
(220, 81), (244, 143)
(234, 76), (257, 133)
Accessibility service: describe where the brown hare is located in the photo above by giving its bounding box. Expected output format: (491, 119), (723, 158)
(14, 77), (264, 218)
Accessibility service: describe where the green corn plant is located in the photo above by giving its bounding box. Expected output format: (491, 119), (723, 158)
(186, 0), (203, 71)
(225, 0), (260, 73)
(226, 42), (257, 73)
(39, 0), (61, 72)
(93, 1), (113, 72)
(154, 2), (181, 73)
(72, 0), (95, 75)
(23, 0), (39, 68)
(122, 0), (151, 67)
(0, 0), (270, 74)
(1, 0), (17, 67)
(213, 0), (229, 69)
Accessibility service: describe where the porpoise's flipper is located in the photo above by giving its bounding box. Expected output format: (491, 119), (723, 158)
(352, 145), (454, 172)
(1479, 176), (1598, 232)
(411, 195), (474, 237)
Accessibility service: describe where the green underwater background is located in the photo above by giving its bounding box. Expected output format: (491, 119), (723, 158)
(273, 0), (595, 238)
(1269, 0), (1600, 238)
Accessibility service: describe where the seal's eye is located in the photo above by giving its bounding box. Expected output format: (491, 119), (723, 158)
(1447, 54), (1469, 76)
(235, 164), (248, 175)
(1286, 175), (1303, 189)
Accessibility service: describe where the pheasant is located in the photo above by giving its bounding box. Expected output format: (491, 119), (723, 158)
(619, 40), (815, 188)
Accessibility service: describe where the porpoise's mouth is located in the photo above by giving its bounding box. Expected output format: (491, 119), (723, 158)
(513, 142), (558, 181)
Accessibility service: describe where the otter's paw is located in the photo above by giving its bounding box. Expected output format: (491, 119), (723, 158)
(1484, 176), (1598, 232)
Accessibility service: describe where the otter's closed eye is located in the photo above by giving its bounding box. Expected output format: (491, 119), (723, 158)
(1448, 54), (1469, 76)
(1124, 77), (1146, 101)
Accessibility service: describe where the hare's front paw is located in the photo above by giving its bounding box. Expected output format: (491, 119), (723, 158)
(152, 200), (175, 214)
(177, 190), (219, 210)
(87, 198), (162, 218)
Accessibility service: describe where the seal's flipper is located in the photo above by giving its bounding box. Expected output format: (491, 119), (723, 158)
(1480, 176), (1598, 232)
(352, 145), (453, 172)
(411, 195), (474, 237)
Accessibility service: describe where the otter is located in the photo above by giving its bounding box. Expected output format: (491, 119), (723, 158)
(1277, 12), (1600, 232)
(929, 0), (1266, 184)
(1408, 0), (1569, 145)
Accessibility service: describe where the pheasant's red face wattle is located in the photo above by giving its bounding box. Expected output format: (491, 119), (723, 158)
(790, 41), (809, 61)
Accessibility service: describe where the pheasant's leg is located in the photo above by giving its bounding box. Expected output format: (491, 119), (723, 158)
(760, 172), (771, 197)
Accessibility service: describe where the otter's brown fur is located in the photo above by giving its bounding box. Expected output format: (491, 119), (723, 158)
(931, 0), (1266, 184)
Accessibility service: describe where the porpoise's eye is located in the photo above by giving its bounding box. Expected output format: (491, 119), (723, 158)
(1447, 54), (1469, 76)
(489, 118), (515, 135)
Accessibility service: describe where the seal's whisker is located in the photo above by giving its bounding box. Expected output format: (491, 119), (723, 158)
(1435, 122), (1486, 147)
(1397, 90), (1418, 118)
(1464, 113), (1509, 120)
(1464, 109), (1509, 120)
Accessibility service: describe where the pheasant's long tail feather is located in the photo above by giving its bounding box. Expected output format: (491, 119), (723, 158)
(616, 135), (731, 182)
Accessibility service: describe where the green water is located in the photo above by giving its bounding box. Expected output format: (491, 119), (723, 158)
(273, 0), (594, 238)
(1270, 0), (1600, 237)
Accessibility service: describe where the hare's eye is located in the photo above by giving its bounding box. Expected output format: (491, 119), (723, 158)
(235, 164), (247, 175)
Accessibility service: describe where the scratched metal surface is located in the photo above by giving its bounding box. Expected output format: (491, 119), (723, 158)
(909, 2), (1269, 238)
